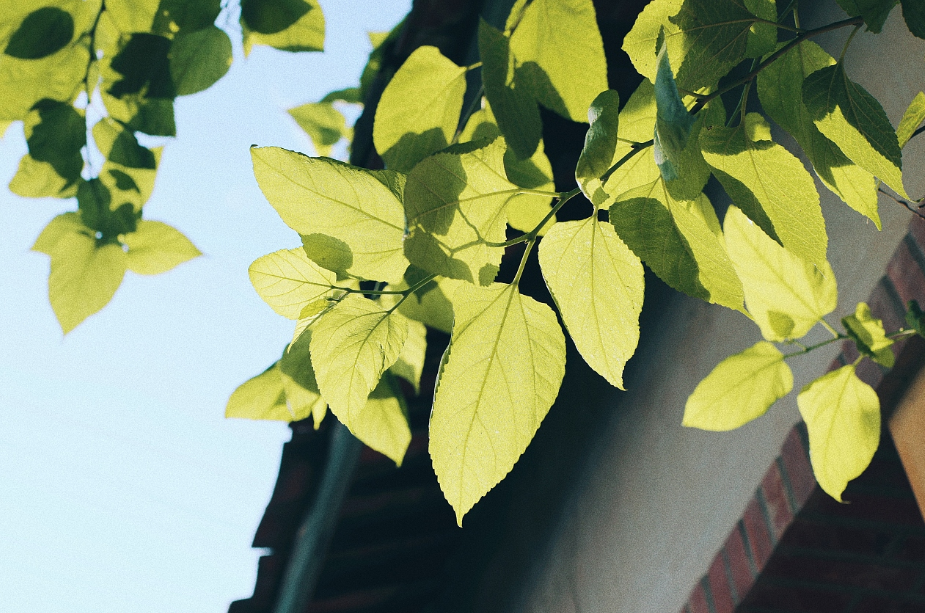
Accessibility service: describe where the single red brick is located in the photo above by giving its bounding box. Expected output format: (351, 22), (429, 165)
(761, 462), (795, 540)
(707, 554), (735, 613)
(686, 580), (710, 613)
(742, 497), (774, 571)
(909, 217), (925, 255)
(868, 277), (907, 334)
(723, 524), (755, 599)
(779, 425), (817, 510)
(886, 240), (925, 307)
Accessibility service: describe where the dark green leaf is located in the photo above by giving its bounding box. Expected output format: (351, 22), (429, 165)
(240, 0), (324, 52)
(835, 0), (897, 33)
(359, 19), (404, 102)
(478, 19), (541, 160)
(320, 87), (361, 104)
(576, 89), (620, 184)
(108, 33), (176, 100)
(902, 0), (925, 38)
(170, 26), (232, 96)
(18, 101), (85, 192)
(906, 300), (925, 337)
(241, 0), (308, 34)
(77, 178), (139, 237)
(5, 7), (74, 60)
(153, 0), (221, 36)
(653, 47), (694, 182)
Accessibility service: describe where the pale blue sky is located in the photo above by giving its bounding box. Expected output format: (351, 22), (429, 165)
(0, 2), (411, 611)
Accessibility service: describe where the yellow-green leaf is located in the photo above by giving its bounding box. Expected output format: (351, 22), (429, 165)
(310, 294), (408, 431)
(288, 102), (348, 157)
(105, 0), (159, 32)
(508, 0), (608, 122)
(240, 0), (324, 53)
(576, 89), (620, 189)
(684, 341), (793, 431)
(248, 247), (336, 319)
(702, 116), (828, 268)
(47, 232), (127, 334)
(404, 138), (518, 285)
(251, 147), (409, 283)
(351, 372), (411, 466)
(32, 212), (86, 255)
(504, 140), (556, 235)
(842, 302), (895, 367)
(392, 273), (462, 334)
(724, 206), (837, 341)
(390, 319), (427, 394)
(539, 217), (644, 389)
(803, 63), (906, 198)
(430, 283), (566, 524)
(373, 46), (467, 172)
(622, 0), (683, 83)
(280, 331), (327, 427)
(897, 91), (925, 148)
(225, 362), (291, 421)
(124, 220), (201, 275)
(798, 364), (880, 501)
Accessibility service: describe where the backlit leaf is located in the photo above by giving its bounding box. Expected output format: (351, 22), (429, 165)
(724, 206), (837, 341)
(609, 180), (744, 311)
(600, 80), (661, 198)
(248, 247), (337, 319)
(225, 362), (291, 421)
(798, 365), (880, 501)
(803, 63), (906, 198)
(539, 216), (644, 389)
(279, 331), (327, 427)
(152, 0), (221, 37)
(576, 89), (620, 188)
(5, 7), (74, 59)
(288, 102), (348, 157)
(684, 341), (793, 431)
(310, 294), (408, 433)
(124, 220), (201, 276)
(404, 138), (517, 285)
(391, 272), (462, 334)
(390, 319), (427, 394)
(842, 302), (894, 367)
(0, 38), (88, 121)
(478, 19), (541, 159)
(702, 116), (828, 268)
(47, 232), (127, 334)
(757, 41), (879, 228)
(430, 282), (565, 524)
(835, 0), (897, 33)
(251, 147), (409, 283)
(504, 140), (556, 235)
(351, 372), (411, 466)
(169, 26), (232, 96)
(373, 46), (467, 172)
(508, 0), (608, 122)
(240, 0), (324, 53)
(622, 0), (683, 83)
(32, 212), (87, 256)
(897, 91), (925, 148)
(106, 0), (160, 33)
(653, 47), (695, 183)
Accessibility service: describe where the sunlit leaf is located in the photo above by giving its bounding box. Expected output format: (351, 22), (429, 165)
(757, 41), (880, 228)
(248, 247), (337, 319)
(47, 232), (127, 334)
(803, 63), (906, 198)
(288, 102), (348, 157)
(32, 212), (87, 256)
(430, 282), (565, 525)
(404, 138), (517, 285)
(798, 364), (880, 501)
(504, 140), (556, 235)
(279, 330), (327, 426)
(622, 0), (683, 83)
(897, 91), (925, 148)
(724, 206), (837, 341)
(702, 115), (828, 268)
(310, 294), (408, 431)
(225, 362), (291, 421)
(350, 372), (411, 466)
(241, 0), (324, 53)
(390, 319), (427, 394)
(373, 46), (467, 172)
(389, 271), (462, 334)
(0, 36), (88, 121)
(684, 341), (793, 431)
(539, 216), (644, 389)
(76, 178), (139, 238)
(842, 302), (895, 367)
(124, 220), (201, 276)
(507, 0), (607, 122)
(106, 0), (159, 32)
(170, 26), (232, 96)
(251, 147), (409, 283)
(576, 89), (620, 189)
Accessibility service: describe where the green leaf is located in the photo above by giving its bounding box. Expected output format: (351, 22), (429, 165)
(9, 154), (79, 198)
(106, 33), (176, 100)
(507, 0), (608, 122)
(724, 206), (837, 341)
(76, 178), (139, 238)
(702, 116), (828, 268)
(240, 0), (324, 53)
(248, 247), (337, 319)
(907, 300), (925, 337)
(21, 100), (85, 189)
(390, 319), (427, 394)
(609, 180), (744, 311)
(897, 91), (925, 148)
(279, 331), (327, 426)
(668, 0), (762, 89)
(404, 138), (518, 285)
(538, 216), (644, 389)
(803, 63), (906, 198)
(757, 41), (879, 228)
(835, 0), (897, 33)
(576, 90), (621, 186)
(123, 220), (201, 275)
(478, 19), (541, 160)
(152, 0), (221, 37)
(684, 341), (793, 431)
(106, 0), (160, 32)
(288, 102), (348, 157)
(310, 294), (408, 432)
(622, 0), (683, 83)
(430, 283), (566, 525)
(600, 80), (661, 197)
(391, 272), (462, 334)
(798, 364), (880, 501)
(504, 139), (556, 235)
(169, 26), (232, 96)
(5, 7), (74, 59)
(653, 47), (695, 183)
(225, 362), (291, 421)
(251, 147), (409, 283)
(0, 38), (88, 121)
(320, 87), (361, 104)
(373, 46), (467, 172)
(843, 302), (895, 367)
(358, 19), (403, 102)
(901, 0), (925, 38)
(32, 212), (87, 255)
(351, 372), (411, 466)
(744, 0), (777, 58)
(47, 232), (127, 334)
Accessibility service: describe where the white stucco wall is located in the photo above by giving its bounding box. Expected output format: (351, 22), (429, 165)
(514, 6), (925, 613)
